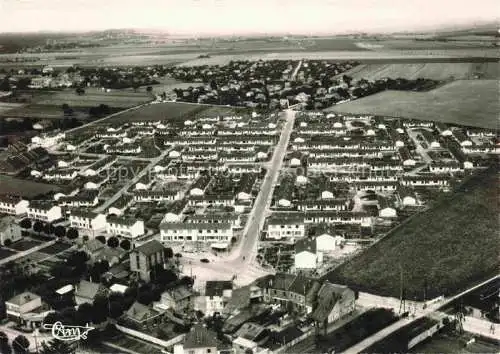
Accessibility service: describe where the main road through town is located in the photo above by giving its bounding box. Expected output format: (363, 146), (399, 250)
(342, 274), (500, 353)
(180, 108), (297, 288)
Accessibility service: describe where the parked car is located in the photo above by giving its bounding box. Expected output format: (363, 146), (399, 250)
(201, 258), (210, 263)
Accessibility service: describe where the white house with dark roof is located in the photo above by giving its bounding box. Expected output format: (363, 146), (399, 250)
(311, 282), (356, 330)
(130, 240), (166, 282)
(133, 190), (182, 202)
(198, 280), (233, 316)
(58, 192), (99, 208)
(401, 175), (450, 187)
(188, 194), (235, 207)
(304, 211), (372, 226)
(42, 168), (78, 181)
(225, 164), (262, 174)
(315, 233), (344, 252)
(266, 215), (305, 240)
(30, 132), (65, 149)
(105, 143), (142, 155)
(69, 210), (107, 234)
(160, 222), (233, 244)
(95, 129), (127, 139)
(429, 161), (463, 174)
(294, 238), (322, 270)
(106, 216), (145, 239)
(0, 196), (29, 215)
(184, 213), (241, 228)
(297, 199), (348, 212)
(27, 202), (61, 222)
(5, 292), (42, 321)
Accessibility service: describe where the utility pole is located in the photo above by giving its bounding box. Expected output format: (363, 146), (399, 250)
(399, 262), (405, 314)
(33, 328), (39, 354)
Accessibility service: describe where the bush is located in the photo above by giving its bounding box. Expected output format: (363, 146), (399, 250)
(66, 228), (78, 240)
(19, 219), (31, 230)
(120, 239), (131, 250)
(54, 225), (66, 238)
(107, 237), (119, 248)
(12, 335), (29, 354)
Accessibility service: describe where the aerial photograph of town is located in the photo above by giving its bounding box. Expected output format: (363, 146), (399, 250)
(0, 0), (498, 353)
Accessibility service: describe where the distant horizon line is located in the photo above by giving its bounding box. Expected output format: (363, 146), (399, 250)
(0, 19), (497, 36)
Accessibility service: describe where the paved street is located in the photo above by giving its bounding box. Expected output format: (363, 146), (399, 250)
(230, 108), (296, 264)
(291, 60), (303, 80)
(462, 316), (500, 340)
(343, 275), (500, 353)
(180, 109), (297, 288)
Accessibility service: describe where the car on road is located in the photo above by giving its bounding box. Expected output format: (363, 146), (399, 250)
(200, 258), (210, 263)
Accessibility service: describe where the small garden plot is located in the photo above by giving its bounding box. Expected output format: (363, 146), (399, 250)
(9, 239), (42, 251)
(20, 251), (51, 264)
(85, 143), (106, 154)
(427, 150), (455, 161)
(258, 244), (295, 272)
(65, 132), (94, 145)
(0, 248), (17, 260)
(155, 180), (188, 193)
(40, 242), (72, 255)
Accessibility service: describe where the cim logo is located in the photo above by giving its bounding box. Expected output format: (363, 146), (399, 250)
(42, 322), (95, 341)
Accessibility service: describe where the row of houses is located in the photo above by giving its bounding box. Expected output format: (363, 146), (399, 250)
(69, 210), (145, 239)
(266, 211), (372, 240)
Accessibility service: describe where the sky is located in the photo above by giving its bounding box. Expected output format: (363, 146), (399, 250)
(0, 0), (498, 34)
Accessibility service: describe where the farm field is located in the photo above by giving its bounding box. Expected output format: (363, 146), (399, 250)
(370, 38), (498, 50)
(2, 46), (498, 67)
(148, 77), (199, 94)
(0, 102), (24, 114)
(105, 101), (241, 124)
(326, 165), (500, 301)
(0, 88), (153, 119)
(342, 62), (499, 80)
(35, 88), (152, 108)
(177, 48), (500, 66)
(327, 80), (499, 129)
(1, 103), (84, 119)
(0, 175), (63, 198)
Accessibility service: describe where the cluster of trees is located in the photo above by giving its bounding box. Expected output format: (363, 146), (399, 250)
(49, 251), (88, 283)
(88, 103), (111, 118)
(44, 289), (136, 327)
(0, 332), (31, 354)
(167, 60), (295, 83)
(95, 235), (131, 250)
(0, 116), (36, 135)
(19, 218), (79, 240)
(166, 59), (441, 110)
(75, 67), (161, 90)
(167, 60), (359, 109)
(0, 76), (31, 91)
